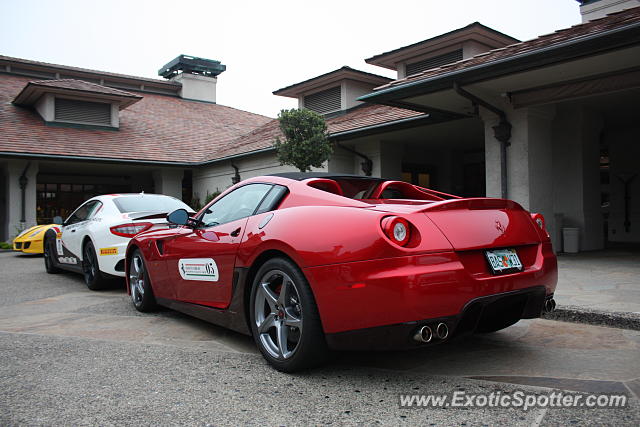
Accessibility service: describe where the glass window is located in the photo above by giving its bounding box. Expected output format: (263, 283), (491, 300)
(113, 195), (192, 214)
(65, 200), (102, 225)
(255, 185), (288, 215)
(200, 184), (272, 228)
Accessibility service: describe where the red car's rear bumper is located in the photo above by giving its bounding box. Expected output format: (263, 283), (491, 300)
(305, 242), (557, 347)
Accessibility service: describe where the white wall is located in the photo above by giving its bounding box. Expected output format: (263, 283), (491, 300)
(193, 151), (328, 203)
(152, 168), (184, 199)
(580, 0), (640, 22)
(342, 140), (403, 180)
(342, 80), (378, 111)
(171, 73), (218, 103)
(34, 93), (54, 122)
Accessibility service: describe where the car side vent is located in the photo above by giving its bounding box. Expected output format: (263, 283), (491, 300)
(303, 86), (341, 114)
(156, 240), (164, 255)
(405, 49), (463, 76)
(54, 98), (111, 126)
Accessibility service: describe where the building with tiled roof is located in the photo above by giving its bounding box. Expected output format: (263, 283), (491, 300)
(2, 0), (640, 254)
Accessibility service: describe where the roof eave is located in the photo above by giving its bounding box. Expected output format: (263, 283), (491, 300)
(273, 67), (392, 98)
(364, 22), (520, 69)
(359, 21), (640, 105)
(13, 83), (143, 109)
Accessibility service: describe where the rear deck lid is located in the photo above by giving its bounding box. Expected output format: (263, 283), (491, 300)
(422, 198), (540, 250)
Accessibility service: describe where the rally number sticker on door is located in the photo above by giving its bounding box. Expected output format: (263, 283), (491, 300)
(178, 258), (219, 282)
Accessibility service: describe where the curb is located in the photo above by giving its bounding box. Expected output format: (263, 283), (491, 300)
(543, 305), (640, 331)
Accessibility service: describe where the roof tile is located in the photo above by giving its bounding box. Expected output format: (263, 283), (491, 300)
(0, 74), (271, 163)
(210, 104), (426, 160)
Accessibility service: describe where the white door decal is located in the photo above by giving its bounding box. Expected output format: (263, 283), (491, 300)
(178, 258), (219, 282)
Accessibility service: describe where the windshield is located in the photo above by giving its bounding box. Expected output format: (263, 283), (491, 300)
(113, 195), (192, 213)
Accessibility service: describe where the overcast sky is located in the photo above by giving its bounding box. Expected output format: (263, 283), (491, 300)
(1, 0), (581, 118)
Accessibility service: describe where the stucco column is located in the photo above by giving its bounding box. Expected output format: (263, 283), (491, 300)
(483, 105), (557, 246)
(5, 160), (39, 240)
(553, 107), (604, 251)
(481, 111), (503, 199)
(328, 148), (355, 174)
(152, 168), (184, 199)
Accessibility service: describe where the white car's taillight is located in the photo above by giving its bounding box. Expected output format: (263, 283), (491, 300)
(381, 216), (411, 246)
(110, 222), (153, 238)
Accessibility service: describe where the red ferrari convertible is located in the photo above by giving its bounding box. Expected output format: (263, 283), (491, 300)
(126, 173), (557, 371)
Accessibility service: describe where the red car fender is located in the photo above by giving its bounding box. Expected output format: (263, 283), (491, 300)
(235, 204), (455, 271)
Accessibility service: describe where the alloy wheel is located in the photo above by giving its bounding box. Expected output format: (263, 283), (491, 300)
(254, 269), (303, 360)
(129, 254), (145, 306)
(83, 245), (96, 283)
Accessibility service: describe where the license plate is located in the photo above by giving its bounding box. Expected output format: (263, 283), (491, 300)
(485, 248), (523, 274)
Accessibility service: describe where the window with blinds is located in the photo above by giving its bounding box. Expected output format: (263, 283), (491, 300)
(304, 86), (341, 114)
(54, 98), (112, 126)
(405, 49), (463, 77)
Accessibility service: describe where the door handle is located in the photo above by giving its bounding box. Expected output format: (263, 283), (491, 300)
(230, 227), (241, 237)
(71, 229), (76, 233)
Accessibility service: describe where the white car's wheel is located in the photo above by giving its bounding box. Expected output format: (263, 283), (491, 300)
(82, 241), (109, 290)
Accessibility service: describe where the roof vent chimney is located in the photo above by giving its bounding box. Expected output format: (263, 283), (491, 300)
(576, 0), (640, 23)
(158, 55), (226, 103)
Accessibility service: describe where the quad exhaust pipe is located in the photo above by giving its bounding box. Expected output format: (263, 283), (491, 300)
(544, 298), (556, 313)
(436, 323), (449, 340)
(413, 323), (449, 343)
(413, 325), (433, 343)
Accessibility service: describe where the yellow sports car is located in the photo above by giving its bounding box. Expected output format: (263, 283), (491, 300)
(13, 224), (60, 254)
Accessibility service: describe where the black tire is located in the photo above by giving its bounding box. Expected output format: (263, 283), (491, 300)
(249, 257), (329, 372)
(128, 249), (157, 312)
(82, 240), (109, 290)
(43, 236), (61, 274)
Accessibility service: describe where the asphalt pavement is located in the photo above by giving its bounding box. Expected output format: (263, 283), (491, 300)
(1, 251), (639, 426)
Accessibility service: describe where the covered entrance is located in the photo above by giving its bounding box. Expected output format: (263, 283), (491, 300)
(357, 13), (640, 252)
(329, 116), (486, 198)
(1, 158), (190, 241)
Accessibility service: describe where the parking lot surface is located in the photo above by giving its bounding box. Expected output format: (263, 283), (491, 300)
(1, 252), (639, 425)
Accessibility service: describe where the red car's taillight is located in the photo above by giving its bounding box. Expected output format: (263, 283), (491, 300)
(381, 216), (411, 246)
(530, 213), (549, 237)
(110, 222), (153, 238)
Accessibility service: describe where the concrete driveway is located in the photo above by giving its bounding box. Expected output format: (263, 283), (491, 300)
(0, 252), (638, 425)
(554, 248), (640, 314)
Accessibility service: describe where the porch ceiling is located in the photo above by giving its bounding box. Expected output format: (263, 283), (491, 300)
(341, 117), (484, 151)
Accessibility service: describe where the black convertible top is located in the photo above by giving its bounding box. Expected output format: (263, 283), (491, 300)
(269, 172), (385, 181)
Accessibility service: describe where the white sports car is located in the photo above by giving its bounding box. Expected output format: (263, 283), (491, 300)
(43, 193), (193, 290)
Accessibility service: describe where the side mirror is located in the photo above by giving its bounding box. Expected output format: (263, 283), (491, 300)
(52, 216), (63, 225)
(167, 209), (190, 226)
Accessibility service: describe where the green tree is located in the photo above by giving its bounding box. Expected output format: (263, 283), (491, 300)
(274, 109), (332, 172)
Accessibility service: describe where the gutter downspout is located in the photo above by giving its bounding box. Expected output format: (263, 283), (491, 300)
(453, 83), (511, 199)
(335, 142), (373, 176)
(18, 162), (31, 223)
(231, 163), (241, 185)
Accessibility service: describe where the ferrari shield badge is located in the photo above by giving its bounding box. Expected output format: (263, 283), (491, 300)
(178, 258), (219, 282)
